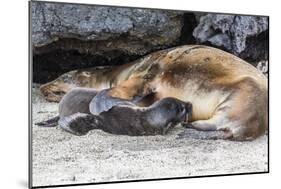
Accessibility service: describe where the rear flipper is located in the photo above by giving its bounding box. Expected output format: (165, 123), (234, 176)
(177, 128), (233, 140)
(179, 121), (233, 140)
(58, 113), (99, 136)
(35, 116), (60, 127)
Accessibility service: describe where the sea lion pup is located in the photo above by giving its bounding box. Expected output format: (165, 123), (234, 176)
(39, 45), (268, 140)
(37, 88), (192, 136)
(36, 88), (99, 127)
(36, 86), (153, 127)
(59, 96), (192, 136)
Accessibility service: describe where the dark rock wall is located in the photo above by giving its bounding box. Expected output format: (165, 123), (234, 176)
(31, 2), (269, 83)
(193, 14), (269, 61)
(32, 2), (183, 54)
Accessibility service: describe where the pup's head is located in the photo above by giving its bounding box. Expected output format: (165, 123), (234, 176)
(152, 97), (192, 123)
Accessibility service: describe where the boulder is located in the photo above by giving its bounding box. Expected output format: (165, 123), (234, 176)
(31, 1), (269, 83)
(193, 14), (269, 61)
(31, 2), (183, 56)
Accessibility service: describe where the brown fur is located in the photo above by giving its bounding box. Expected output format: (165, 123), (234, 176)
(39, 45), (268, 140)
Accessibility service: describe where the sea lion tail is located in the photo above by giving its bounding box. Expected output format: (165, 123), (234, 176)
(35, 116), (60, 127)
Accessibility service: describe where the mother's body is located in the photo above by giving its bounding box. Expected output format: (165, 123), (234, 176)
(39, 45), (268, 140)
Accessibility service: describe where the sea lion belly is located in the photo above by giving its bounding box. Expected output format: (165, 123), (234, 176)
(152, 79), (230, 121)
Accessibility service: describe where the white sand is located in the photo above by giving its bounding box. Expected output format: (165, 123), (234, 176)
(31, 87), (268, 187)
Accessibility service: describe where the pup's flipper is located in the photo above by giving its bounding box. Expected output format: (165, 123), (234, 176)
(58, 113), (98, 136)
(35, 116), (60, 127)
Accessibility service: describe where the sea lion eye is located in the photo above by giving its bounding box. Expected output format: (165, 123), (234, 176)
(53, 91), (65, 95)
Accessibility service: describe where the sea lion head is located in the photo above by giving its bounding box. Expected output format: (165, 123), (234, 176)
(39, 67), (112, 102)
(40, 66), (112, 102)
(39, 70), (79, 102)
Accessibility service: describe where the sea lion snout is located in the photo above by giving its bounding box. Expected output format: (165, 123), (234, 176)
(184, 102), (192, 122)
(39, 81), (71, 102)
(176, 102), (192, 123)
(39, 71), (79, 102)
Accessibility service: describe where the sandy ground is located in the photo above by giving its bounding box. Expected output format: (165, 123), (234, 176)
(31, 86), (268, 187)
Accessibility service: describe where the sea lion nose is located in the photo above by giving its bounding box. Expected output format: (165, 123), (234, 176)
(185, 102), (192, 112)
(178, 106), (187, 122)
(185, 102), (192, 122)
(39, 84), (66, 102)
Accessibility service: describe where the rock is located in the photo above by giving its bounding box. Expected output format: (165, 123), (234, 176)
(31, 1), (186, 83)
(31, 1), (183, 56)
(31, 1), (269, 83)
(193, 14), (268, 61)
(256, 60), (268, 77)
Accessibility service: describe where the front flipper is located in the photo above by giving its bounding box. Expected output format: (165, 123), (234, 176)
(106, 68), (157, 104)
(35, 116), (60, 127)
(58, 113), (98, 136)
(89, 89), (135, 115)
(161, 122), (177, 135)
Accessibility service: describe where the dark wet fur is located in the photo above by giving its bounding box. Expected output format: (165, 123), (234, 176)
(60, 97), (191, 136)
(36, 88), (192, 136)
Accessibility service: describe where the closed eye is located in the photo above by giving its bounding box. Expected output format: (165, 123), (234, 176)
(53, 91), (65, 95)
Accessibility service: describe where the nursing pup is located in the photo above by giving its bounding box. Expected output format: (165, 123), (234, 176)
(37, 88), (192, 136)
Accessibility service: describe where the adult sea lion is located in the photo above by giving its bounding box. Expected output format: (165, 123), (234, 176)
(38, 45), (268, 140)
(37, 88), (192, 136)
